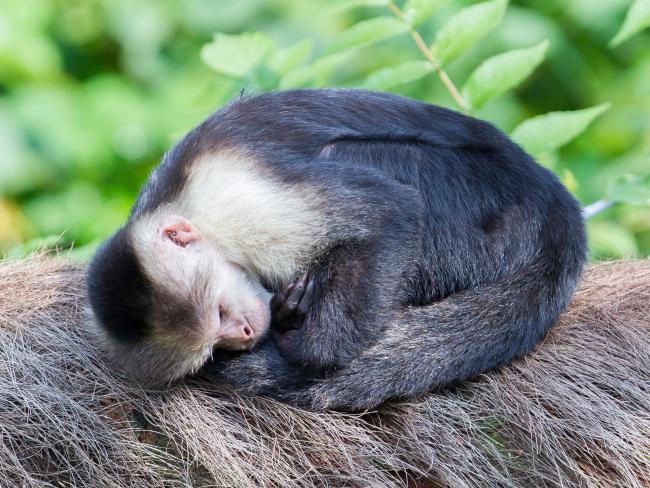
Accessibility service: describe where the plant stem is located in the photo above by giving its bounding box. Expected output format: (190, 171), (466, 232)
(583, 199), (615, 219)
(386, 0), (403, 18)
(387, 1), (468, 111)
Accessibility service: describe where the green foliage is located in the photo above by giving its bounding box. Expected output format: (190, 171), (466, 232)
(610, 0), (650, 46)
(279, 52), (354, 88)
(403, 0), (451, 26)
(588, 221), (639, 258)
(608, 173), (650, 205)
(364, 61), (433, 89)
(511, 104), (610, 159)
(201, 32), (276, 78)
(326, 0), (389, 15)
(462, 41), (548, 109)
(0, 0), (649, 260)
(325, 17), (409, 54)
(432, 0), (508, 65)
(269, 39), (314, 76)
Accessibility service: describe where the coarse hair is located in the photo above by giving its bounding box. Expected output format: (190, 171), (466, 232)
(0, 256), (648, 487)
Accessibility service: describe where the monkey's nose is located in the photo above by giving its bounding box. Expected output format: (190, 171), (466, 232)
(243, 325), (253, 338)
(240, 318), (255, 343)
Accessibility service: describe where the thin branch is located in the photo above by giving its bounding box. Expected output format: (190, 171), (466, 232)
(435, 64), (468, 111)
(583, 199), (616, 219)
(387, 1), (469, 111)
(386, 0), (403, 18)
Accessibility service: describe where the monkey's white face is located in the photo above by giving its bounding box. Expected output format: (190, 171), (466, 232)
(130, 214), (272, 377)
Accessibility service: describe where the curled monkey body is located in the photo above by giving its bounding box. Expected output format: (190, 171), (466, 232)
(87, 89), (587, 411)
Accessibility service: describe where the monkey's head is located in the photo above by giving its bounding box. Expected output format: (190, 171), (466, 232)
(86, 214), (272, 385)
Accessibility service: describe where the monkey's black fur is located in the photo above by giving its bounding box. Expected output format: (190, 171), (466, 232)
(88, 89), (587, 411)
(87, 228), (152, 344)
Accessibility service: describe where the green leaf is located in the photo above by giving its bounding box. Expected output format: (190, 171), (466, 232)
(432, 0), (508, 65)
(510, 103), (610, 158)
(326, 17), (409, 54)
(280, 52), (353, 88)
(201, 32), (276, 78)
(607, 173), (650, 205)
(326, 0), (389, 15)
(536, 152), (559, 170)
(250, 64), (281, 91)
(403, 0), (451, 26)
(268, 39), (313, 75)
(610, 0), (650, 46)
(364, 60), (433, 90)
(462, 40), (548, 109)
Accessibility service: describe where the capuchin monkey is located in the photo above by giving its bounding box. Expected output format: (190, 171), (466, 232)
(86, 89), (587, 411)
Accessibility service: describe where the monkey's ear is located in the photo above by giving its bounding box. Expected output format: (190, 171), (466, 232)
(159, 215), (201, 248)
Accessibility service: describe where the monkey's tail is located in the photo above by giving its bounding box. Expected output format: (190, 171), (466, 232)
(301, 245), (586, 411)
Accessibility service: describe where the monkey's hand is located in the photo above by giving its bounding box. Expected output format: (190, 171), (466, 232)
(272, 267), (365, 372)
(273, 271), (354, 371)
(271, 272), (315, 335)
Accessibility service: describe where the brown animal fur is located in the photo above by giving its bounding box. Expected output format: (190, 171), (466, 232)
(0, 256), (648, 487)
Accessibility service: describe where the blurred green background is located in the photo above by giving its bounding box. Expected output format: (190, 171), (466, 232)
(0, 0), (648, 260)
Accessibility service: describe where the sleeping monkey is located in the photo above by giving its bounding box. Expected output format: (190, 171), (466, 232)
(86, 89), (586, 411)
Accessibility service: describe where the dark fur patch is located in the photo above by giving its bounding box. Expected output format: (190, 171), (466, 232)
(479, 212), (503, 234)
(86, 226), (153, 343)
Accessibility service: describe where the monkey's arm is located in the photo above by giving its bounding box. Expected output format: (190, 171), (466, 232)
(270, 162), (424, 371)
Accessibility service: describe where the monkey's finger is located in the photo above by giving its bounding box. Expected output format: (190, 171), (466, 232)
(270, 293), (286, 315)
(284, 273), (308, 311)
(297, 275), (315, 315)
(270, 281), (296, 314)
(272, 291), (298, 325)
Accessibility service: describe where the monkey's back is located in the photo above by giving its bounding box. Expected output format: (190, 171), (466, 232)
(138, 89), (585, 305)
(212, 90), (583, 304)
